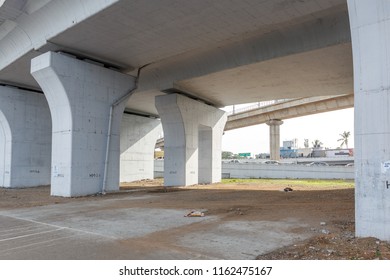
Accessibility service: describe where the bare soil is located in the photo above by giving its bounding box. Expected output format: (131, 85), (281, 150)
(1, 179), (390, 260)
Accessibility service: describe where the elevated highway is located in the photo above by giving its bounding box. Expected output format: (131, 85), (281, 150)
(0, 0), (352, 111)
(225, 94), (353, 131)
(1, 0), (390, 240)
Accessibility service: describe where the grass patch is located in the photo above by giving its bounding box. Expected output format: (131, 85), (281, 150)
(222, 178), (354, 188)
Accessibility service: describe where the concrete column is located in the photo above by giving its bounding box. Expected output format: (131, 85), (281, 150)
(155, 94), (227, 186)
(0, 86), (51, 188)
(266, 119), (283, 160)
(348, 0), (390, 240)
(120, 114), (162, 182)
(31, 51), (135, 197)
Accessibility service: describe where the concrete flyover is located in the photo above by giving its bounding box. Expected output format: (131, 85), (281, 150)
(0, 0), (390, 241)
(225, 94), (354, 130)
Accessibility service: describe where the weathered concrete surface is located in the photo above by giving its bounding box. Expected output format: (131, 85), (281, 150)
(266, 119), (283, 161)
(0, 1), (352, 114)
(31, 51), (135, 197)
(348, 0), (390, 241)
(155, 94), (227, 186)
(120, 114), (162, 183)
(0, 86), (51, 188)
(0, 194), (310, 260)
(154, 161), (355, 180)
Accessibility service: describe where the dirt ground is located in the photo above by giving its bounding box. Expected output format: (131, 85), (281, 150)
(1, 178), (390, 260)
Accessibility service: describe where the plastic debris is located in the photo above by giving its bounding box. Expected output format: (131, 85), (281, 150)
(184, 210), (205, 217)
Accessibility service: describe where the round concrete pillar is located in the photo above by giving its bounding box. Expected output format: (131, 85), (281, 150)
(266, 119), (283, 160)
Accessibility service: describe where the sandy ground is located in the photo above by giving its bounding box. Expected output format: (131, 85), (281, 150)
(1, 179), (390, 260)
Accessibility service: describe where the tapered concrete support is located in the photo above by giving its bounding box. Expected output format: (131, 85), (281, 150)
(266, 119), (283, 160)
(120, 114), (162, 182)
(0, 86), (51, 188)
(155, 94), (227, 186)
(348, 0), (390, 240)
(31, 52), (135, 197)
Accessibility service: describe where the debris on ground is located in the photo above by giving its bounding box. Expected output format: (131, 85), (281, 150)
(284, 187), (293, 192)
(256, 221), (390, 260)
(184, 210), (205, 217)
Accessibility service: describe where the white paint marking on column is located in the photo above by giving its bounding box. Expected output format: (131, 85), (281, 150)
(381, 161), (390, 174)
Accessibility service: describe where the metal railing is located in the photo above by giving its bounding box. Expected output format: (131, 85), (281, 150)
(227, 99), (290, 116)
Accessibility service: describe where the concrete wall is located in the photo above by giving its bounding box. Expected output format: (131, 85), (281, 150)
(120, 114), (162, 182)
(0, 86), (51, 187)
(154, 160), (164, 178)
(154, 161), (354, 180)
(222, 163), (354, 180)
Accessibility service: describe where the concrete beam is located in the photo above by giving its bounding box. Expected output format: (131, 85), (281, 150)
(31, 51), (135, 197)
(138, 9), (351, 101)
(0, 0), (119, 72)
(0, 85), (51, 187)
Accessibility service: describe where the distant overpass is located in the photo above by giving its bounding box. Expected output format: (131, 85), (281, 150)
(225, 93), (353, 130)
(155, 93), (354, 148)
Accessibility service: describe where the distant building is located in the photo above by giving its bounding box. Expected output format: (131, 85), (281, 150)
(325, 148), (354, 158)
(280, 139), (299, 158)
(297, 148), (312, 157)
(283, 139), (298, 149)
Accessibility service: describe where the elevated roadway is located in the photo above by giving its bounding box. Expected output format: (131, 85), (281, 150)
(225, 94), (353, 131)
(0, 0), (352, 111)
(1, 0), (390, 241)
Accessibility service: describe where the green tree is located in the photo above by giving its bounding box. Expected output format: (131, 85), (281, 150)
(222, 151), (233, 159)
(338, 131), (351, 148)
(312, 139), (323, 148)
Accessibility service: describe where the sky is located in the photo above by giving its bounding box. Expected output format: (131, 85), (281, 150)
(221, 105), (354, 156)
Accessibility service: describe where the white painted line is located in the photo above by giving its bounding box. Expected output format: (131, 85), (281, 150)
(0, 214), (116, 239)
(0, 235), (78, 255)
(0, 228), (63, 242)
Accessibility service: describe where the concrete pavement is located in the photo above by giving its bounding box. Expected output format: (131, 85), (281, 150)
(0, 193), (310, 260)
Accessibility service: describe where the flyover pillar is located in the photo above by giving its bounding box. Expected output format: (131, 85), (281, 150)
(155, 94), (227, 186)
(0, 86), (51, 188)
(31, 51), (135, 197)
(348, 0), (390, 240)
(120, 114), (162, 182)
(266, 119), (283, 160)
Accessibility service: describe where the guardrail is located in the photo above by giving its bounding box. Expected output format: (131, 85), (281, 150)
(227, 99), (290, 116)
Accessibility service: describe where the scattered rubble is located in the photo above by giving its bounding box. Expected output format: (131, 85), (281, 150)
(257, 221), (390, 260)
